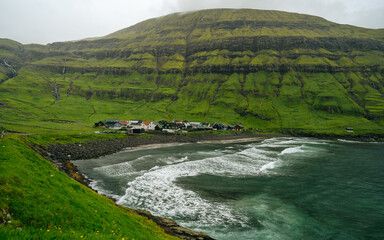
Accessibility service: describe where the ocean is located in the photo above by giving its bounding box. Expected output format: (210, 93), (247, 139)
(73, 137), (384, 240)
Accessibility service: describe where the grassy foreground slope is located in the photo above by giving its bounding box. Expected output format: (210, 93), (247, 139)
(0, 9), (383, 135)
(0, 135), (178, 240)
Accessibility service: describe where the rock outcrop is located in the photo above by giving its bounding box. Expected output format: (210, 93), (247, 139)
(134, 209), (214, 240)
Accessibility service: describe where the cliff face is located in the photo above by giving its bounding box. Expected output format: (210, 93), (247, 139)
(30, 9), (384, 75)
(0, 9), (383, 134)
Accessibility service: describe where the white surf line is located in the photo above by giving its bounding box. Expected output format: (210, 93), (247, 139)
(123, 142), (187, 152)
(124, 136), (272, 151)
(197, 136), (272, 144)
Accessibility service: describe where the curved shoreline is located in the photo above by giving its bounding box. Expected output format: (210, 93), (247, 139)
(45, 132), (287, 161)
(31, 131), (383, 240)
(34, 132), (285, 240)
(34, 131), (383, 187)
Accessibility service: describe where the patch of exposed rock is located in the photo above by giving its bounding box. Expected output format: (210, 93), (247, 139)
(133, 209), (215, 240)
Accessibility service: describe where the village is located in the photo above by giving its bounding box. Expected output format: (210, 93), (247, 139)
(94, 119), (247, 134)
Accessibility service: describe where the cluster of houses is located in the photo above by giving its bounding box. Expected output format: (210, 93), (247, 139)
(94, 119), (245, 133)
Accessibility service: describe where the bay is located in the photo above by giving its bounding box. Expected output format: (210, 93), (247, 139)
(73, 137), (384, 240)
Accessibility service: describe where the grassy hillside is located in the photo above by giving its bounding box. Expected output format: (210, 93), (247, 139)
(0, 135), (178, 239)
(0, 9), (383, 135)
(0, 67), (382, 135)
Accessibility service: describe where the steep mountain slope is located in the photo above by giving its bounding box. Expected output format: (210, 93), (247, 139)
(0, 9), (383, 135)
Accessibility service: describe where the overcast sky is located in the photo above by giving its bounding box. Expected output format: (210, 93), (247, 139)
(1, 0), (383, 45)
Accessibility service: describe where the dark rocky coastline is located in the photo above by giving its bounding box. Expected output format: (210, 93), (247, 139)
(45, 132), (284, 161)
(291, 132), (384, 143)
(33, 132), (286, 187)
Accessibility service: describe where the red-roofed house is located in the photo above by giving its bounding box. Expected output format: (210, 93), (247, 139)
(119, 121), (129, 126)
(142, 121), (156, 131)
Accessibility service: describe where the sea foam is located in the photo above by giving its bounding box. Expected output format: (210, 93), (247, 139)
(92, 137), (324, 229)
(116, 146), (281, 227)
(280, 145), (306, 155)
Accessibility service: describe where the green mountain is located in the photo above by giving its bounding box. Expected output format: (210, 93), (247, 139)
(1, 9), (384, 135)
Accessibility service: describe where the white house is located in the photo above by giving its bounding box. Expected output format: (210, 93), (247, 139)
(189, 122), (202, 129)
(143, 121), (157, 131)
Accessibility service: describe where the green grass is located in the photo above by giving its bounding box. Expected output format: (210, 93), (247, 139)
(25, 133), (128, 146)
(0, 135), (178, 240)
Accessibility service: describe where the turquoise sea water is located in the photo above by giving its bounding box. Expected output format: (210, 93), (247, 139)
(74, 138), (384, 240)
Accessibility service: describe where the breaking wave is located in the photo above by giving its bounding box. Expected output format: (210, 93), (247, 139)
(113, 138), (321, 228)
